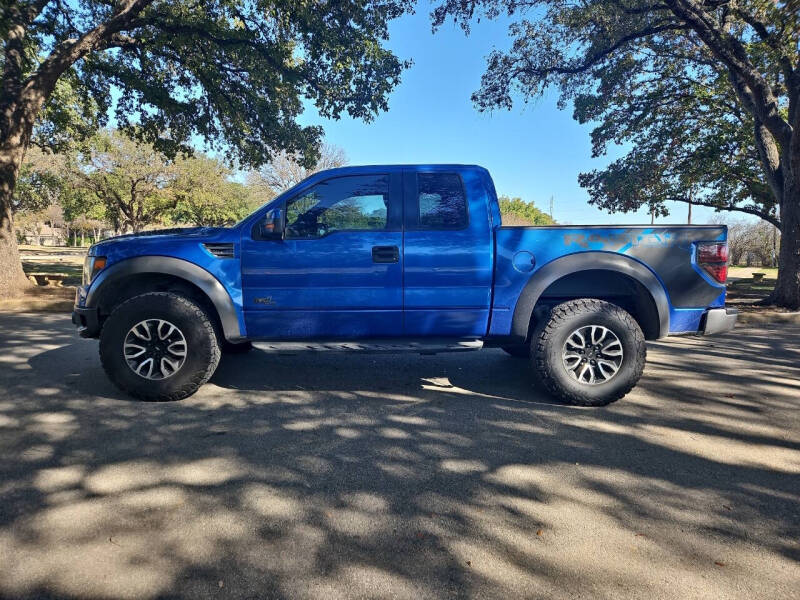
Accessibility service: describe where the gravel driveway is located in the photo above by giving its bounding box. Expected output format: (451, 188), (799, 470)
(0, 313), (798, 599)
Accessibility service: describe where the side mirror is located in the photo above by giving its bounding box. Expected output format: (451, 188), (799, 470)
(253, 207), (285, 241)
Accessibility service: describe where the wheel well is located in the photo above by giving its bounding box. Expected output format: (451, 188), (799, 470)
(95, 273), (223, 336)
(529, 269), (661, 340)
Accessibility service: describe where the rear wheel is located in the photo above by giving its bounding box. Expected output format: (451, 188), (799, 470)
(531, 299), (646, 406)
(99, 292), (221, 401)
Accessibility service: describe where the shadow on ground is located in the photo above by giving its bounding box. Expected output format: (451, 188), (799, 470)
(0, 314), (798, 599)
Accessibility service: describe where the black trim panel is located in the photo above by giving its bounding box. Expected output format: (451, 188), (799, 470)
(86, 256), (243, 341)
(72, 307), (101, 338)
(510, 252), (671, 339)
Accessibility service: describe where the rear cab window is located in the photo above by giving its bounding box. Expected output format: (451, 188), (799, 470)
(406, 172), (468, 230)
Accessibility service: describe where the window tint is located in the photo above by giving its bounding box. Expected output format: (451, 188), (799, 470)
(417, 173), (467, 230)
(285, 175), (389, 238)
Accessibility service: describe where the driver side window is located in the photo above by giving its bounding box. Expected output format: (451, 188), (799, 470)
(285, 175), (389, 239)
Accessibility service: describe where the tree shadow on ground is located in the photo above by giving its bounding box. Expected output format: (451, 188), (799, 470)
(1, 316), (799, 599)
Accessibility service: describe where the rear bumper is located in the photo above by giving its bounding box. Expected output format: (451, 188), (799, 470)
(72, 307), (101, 338)
(701, 307), (738, 335)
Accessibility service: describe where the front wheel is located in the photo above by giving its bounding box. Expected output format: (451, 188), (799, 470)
(531, 299), (646, 406)
(99, 292), (221, 401)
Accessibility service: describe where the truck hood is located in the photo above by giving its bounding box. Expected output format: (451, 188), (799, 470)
(89, 227), (230, 255)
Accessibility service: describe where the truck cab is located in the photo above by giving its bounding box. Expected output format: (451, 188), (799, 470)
(73, 164), (737, 405)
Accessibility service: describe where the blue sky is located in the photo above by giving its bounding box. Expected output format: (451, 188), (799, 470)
(298, 7), (723, 226)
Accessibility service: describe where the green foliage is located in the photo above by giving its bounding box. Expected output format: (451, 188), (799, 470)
(431, 0), (797, 226)
(8, 0), (412, 169)
(68, 130), (177, 233)
(16, 130), (266, 231)
(33, 70), (106, 153)
(498, 196), (554, 226)
(13, 147), (67, 213)
(169, 155), (257, 226)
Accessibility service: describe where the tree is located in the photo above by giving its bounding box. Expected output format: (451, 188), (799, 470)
(13, 146), (69, 213)
(723, 218), (752, 266)
(71, 214), (91, 246)
(169, 154), (255, 226)
(14, 209), (46, 245)
(433, 0), (800, 308)
(71, 130), (177, 233)
(0, 0), (409, 295)
(498, 195), (555, 225)
(249, 143), (348, 194)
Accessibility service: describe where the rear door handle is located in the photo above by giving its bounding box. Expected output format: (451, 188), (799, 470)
(372, 245), (399, 263)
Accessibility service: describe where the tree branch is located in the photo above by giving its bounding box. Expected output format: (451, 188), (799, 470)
(515, 21), (690, 77)
(681, 197), (781, 227)
(733, 7), (795, 86)
(663, 0), (792, 147)
(24, 0), (155, 103)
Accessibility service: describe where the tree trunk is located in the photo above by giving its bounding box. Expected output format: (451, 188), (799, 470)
(0, 86), (49, 296)
(771, 170), (800, 309)
(0, 169), (30, 297)
(0, 143), (30, 295)
(0, 199), (29, 294)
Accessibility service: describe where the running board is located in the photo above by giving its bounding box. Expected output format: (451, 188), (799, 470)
(251, 339), (483, 355)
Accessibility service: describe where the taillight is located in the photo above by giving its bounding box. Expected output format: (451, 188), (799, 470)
(697, 242), (728, 283)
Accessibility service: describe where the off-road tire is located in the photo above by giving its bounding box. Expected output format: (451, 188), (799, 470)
(501, 344), (530, 358)
(531, 299), (646, 406)
(99, 292), (221, 401)
(221, 340), (253, 354)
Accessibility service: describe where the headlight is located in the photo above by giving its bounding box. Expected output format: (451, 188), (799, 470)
(82, 256), (107, 285)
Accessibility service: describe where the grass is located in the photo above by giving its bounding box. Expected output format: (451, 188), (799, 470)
(727, 266), (778, 279)
(19, 246), (85, 286)
(21, 261), (83, 286)
(726, 266), (780, 308)
(0, 246), (87, 313)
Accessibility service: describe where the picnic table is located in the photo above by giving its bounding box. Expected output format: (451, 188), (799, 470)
(27, 273), (68, 287)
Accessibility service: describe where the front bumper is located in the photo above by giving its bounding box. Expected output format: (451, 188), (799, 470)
(72, 306), (101, 338)
(701, 307), (738, 335)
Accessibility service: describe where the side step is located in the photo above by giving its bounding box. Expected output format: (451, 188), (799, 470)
(251, 338), (483, 355)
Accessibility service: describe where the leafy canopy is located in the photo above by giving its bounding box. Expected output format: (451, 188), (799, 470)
(5, 0), (412, 167)
(16, 130), (262, 232)
(498, 195), (555, 225)
(169, 154), (258, 227)
(431, 0), (798, 225)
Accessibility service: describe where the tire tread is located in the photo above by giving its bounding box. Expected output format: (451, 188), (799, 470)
(99, 292), (220, 401)
(532, 299), (646, 406)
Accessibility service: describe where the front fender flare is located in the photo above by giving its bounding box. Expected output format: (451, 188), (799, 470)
(510, 252), (670, 339)
(87, 256), (243, 341)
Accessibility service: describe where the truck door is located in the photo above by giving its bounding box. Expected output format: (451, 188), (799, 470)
(241, 173), (404, 339)
(402, 169), (494, 337)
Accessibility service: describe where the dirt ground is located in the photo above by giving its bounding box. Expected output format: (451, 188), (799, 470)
(0, 313), (798, 599)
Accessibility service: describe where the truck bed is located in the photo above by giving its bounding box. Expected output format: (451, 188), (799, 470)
(490, 225), (727, 337)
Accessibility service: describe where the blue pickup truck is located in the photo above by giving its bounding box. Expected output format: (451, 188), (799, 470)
(73, 164), (736, 405)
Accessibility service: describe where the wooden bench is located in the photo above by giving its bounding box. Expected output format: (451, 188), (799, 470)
(27, 272), (68, 287)
(752, 272), (766, 283)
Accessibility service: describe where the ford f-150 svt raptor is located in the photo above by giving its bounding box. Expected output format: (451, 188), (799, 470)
(72, 164), (737, 405)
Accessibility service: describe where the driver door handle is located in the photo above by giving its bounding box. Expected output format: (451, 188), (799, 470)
(372, 246), (399, 263)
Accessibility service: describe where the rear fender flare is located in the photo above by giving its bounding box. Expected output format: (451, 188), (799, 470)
(87, 256), (243, 341)
(510, 252), (670, 339)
